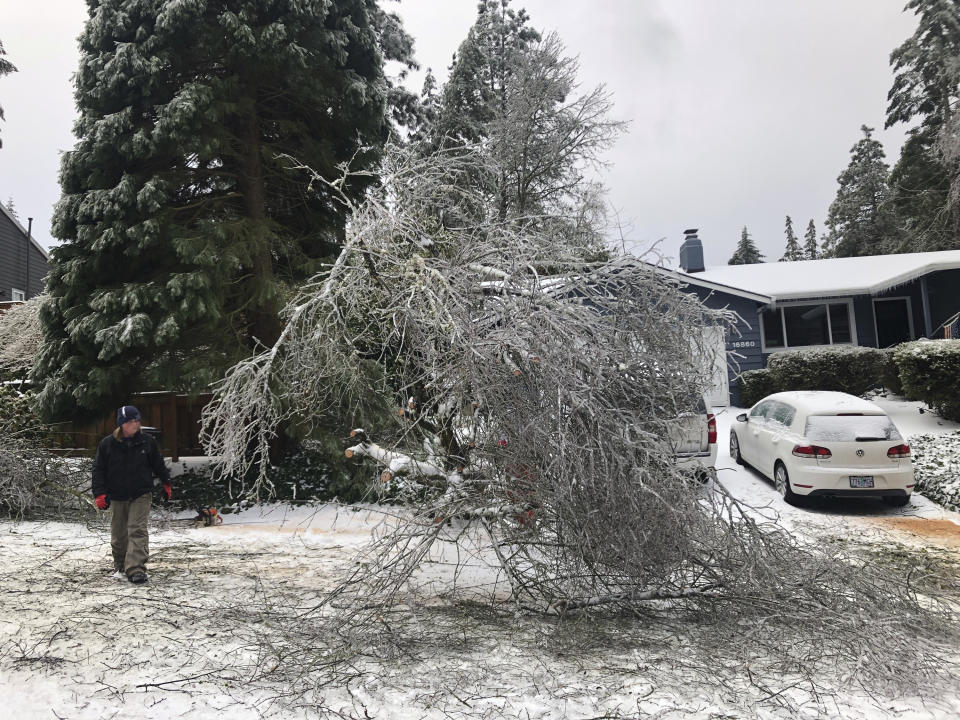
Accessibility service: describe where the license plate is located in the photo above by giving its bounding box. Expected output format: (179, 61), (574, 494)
(849, 475), (874, 488)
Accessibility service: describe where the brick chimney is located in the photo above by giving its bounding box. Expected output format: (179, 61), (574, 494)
(679, 228), (705, 273)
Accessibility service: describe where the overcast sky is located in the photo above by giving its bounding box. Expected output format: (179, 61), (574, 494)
(0, 0), (918, 267)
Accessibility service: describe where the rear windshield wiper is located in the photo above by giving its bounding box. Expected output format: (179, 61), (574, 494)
(854, 436), (885, 442)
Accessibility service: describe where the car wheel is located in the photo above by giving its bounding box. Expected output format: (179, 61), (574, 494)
(774, 462), (800, 506)
(729, 432), (744, 466)
(882, 495), (910, 507)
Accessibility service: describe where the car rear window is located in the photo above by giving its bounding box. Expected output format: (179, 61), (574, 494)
(803, 415), (903, 442)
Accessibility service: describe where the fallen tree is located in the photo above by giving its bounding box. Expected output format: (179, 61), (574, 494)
(202, 145), (735, 607)
(202, 146), (959, 700)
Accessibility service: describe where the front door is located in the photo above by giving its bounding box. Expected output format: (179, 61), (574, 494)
(874, 298), (914, 348)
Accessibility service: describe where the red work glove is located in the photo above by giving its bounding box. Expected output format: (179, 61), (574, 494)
(95, 494), (109, 510)
(162, 483), (172, 501)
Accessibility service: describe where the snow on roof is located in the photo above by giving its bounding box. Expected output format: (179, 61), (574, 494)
(683, 250), (960, 302)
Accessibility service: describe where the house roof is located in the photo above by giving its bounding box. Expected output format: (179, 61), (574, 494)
(655, 264), (773, 304)
(0, 202), (51, 261)
(681, 250), (960, 303)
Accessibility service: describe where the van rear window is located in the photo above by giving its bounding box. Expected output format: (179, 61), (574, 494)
(803, 415), (903, 442)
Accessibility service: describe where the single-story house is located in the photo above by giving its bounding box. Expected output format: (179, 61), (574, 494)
(663, 229), (960, 407)
(0, 201), (48, 303)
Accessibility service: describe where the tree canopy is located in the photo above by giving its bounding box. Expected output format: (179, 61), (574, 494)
(34, 0), (408, 421)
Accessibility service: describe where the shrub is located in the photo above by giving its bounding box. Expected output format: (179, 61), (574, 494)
(737, 369), (776, 407)
(0, 384), (53, 446)
(909, 431), (960, 511)
(893, 340), (960, 422)
(766, 346), (887, 395)
(168, 440), (373, 512)
(0, 386), (89, 519)
(879, 348), (903, 395)
(736, 346), (890, 407)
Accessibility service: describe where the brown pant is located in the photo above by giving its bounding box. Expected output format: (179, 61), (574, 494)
(110, 492), (151, 576)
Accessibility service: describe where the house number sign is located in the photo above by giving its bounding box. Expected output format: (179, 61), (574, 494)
(730, 340), (757, 349)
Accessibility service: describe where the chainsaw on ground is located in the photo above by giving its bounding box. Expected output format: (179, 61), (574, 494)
(195, 507), (223, 526)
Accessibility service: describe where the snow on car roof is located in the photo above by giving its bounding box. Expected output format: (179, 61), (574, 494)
(686, 249), (960, 301)
(763, 391), (887, 416)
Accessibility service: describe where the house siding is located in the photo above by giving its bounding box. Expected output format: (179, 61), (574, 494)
(675, 256), (960, 406)
(682, 284), (765, 406)
(0, 211), (48, 299)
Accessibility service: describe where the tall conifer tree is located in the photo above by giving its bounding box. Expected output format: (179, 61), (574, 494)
(779, 215), (802, 261)
(823, 126), (900, 257)
(728, 226), (764, 265)
(803, 219), (818, 259)
(36, 0), (403, 421)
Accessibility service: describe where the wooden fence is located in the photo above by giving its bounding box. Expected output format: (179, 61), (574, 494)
(48, 392), (214, 462)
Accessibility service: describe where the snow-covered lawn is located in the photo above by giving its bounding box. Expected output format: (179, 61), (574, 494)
(1, 395), (959, 720)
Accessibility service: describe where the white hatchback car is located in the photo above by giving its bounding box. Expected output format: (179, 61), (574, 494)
(729, 391), (915, 506)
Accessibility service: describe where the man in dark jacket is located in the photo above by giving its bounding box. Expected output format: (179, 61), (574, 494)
(92, 405), (171, 584)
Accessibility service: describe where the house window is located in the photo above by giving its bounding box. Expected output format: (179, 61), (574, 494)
(760, 300), (856, 351)
(11, 288), (25, 302)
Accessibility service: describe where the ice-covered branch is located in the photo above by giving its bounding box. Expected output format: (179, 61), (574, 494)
(204, 143), (740, 608)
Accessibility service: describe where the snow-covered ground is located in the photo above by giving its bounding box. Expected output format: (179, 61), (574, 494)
(1, 397), (959, 719)
(711, 397), (960, 546)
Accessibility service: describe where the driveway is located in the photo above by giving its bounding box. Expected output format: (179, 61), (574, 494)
(710, 404), (960, 551)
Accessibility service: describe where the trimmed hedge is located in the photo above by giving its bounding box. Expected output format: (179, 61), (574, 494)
(736, 346), (889, 408)
(893, 340), (960, 422)
(737, 369), (778, 408)
(879, 348), (903, 395)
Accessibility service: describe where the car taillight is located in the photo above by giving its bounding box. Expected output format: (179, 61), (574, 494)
(792, 444), (832, 459)
(707, 413), (717, 444)
(887, 444), (911, 458)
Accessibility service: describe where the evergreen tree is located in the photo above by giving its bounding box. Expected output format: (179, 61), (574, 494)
(409, 69), (441, 144)
(779, 215), (802, 261)
(436, 0), (540, 151)
(888, 132), (955, 251)
(431, 0), (622, 247)
(819, 230), (835, 258)
(885, 0), (960, 250)
(941, 103), (960, 212)
(887, 0), (960, 134)
(803, 219), (818, 259)
(823, 126), (900, 257)
(728, 226), (764, 265)
(0, 38), (16, 149)
(35, 0), (405, 422)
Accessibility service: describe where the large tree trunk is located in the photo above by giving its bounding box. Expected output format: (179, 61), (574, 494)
(237, 100), (282, 349)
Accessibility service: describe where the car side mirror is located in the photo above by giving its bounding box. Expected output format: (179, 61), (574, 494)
(736, 413), (748, 423)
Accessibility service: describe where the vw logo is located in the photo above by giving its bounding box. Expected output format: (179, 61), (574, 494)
(856, 449), (865, 457)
